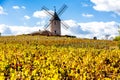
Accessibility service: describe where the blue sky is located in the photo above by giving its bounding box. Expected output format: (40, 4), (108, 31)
(0, 0), (120, 39)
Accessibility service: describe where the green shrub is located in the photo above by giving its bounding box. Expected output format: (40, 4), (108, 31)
(114, 36), (120, 41)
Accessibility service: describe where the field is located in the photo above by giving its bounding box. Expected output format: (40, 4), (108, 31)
(0, 36), (120, 80)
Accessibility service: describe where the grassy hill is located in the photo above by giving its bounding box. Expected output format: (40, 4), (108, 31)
(0, 36), (120, 80)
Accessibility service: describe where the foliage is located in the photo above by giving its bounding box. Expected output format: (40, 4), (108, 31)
(114, 36), (120, 41)
(0, 36), (119, 80)
(113, 36), (120, 49)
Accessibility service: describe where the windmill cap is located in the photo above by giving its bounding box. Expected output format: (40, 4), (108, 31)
(50, 12), (61, 21)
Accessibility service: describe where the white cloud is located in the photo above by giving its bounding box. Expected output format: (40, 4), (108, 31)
(0, 20), (119, 39)
(33, 10), (54, 19)
(10, 26), (41, 35)
(91, 0), (120, 15)
(21, 6), (26, 9)
(82, 13), (94, 18)
(82, 4), (89, 7)
(33, 10), (48, 19)
(13, 6), (20, 10)
(78, 21), (119, 39)
(0, 6), (7, 15)
(13, 6), (26, 10)
(111, 14), (117, 18)
(24, 15), (31, 20)
(64, 20), (77, 27)
(81, 3), (91, 7)
(0, 24), (41, 35)
(62, 20), (119, 39)
(0, 24), (11, 34)
(36, 20), (46, 26)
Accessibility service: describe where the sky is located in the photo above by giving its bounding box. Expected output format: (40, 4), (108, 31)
(0, 0), (120, 39)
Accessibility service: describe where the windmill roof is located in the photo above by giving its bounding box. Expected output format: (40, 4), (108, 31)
(50, 12), (61, 21)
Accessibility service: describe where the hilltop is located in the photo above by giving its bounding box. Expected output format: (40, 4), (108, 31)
(0, 35), (120, 80)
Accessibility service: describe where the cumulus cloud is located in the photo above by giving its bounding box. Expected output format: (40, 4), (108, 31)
(81, 3), (92, 7)
(10, 26), (41, 35)
(0, 6), (7, 15)
(82, 13), (94, 18)
(13, 6), (20, 10)
(33, 10), (54, 19)
(111, 14), (117, 18)
(24, 15), (31, 20)
(33, 10), (48, 19)
(91, 0), (120, 15)
(36, 20), (46, 27)
(12, 6), (26, 10)
(62, 20), (119, 39)
(0, 20), (119, 39)
(78, 21), (119, 38)
(82, 3), (89, 7)
(64, 20), (77, 27)
(0, 24), (12, 35)
(21, 6), (26, 9)
(0, 24), (41, 35)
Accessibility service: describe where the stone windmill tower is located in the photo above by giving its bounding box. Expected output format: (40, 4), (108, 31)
(42, 4), (69, 36)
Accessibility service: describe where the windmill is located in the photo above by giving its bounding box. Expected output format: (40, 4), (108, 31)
(41, 4), (69, 36)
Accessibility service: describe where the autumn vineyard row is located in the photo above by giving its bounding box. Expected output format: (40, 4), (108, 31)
(0, 36), (120, 80)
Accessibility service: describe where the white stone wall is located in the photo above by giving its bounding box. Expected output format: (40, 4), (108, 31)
(50, 20), (61, 35)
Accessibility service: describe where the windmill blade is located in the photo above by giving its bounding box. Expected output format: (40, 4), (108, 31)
(43, 22), (51, 30)
(41, 6), (53, 16)
(61, 21), (69, 30)
(57, 4), (68, 16)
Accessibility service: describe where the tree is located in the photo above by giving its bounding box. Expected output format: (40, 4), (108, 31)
(118, 25), (120, 36)
(105, 34), (110, 40)
(114, 36), (120, 41)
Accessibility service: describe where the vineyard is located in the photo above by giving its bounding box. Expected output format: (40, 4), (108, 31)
(0, 36), (120, 80)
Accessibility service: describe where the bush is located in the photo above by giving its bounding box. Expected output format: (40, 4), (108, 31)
(113, 36), (120, 41)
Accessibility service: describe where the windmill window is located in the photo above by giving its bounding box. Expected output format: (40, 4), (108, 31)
(55, 31), (56, 34)
(54, 22), (56, 25)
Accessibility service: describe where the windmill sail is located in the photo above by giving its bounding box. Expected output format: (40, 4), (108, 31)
(57, 4), (68, 16)
(42, 6), (53, 16)
(61, 21), (69, 29)
(42, 4), (69, 36)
